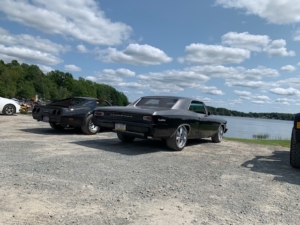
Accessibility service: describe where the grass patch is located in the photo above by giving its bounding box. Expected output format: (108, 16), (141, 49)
(224, 137), (290, 148)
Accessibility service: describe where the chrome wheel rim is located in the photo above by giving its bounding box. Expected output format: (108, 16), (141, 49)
(89, 121), (98, 133)
(5, 106), (14, 115)
(175, 126), (187, 148)
(218, 126), (223, 141)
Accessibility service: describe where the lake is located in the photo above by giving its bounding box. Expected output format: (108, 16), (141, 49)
(220, 116), (293, 140)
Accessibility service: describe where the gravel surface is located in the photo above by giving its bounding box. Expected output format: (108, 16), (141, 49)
(1, 114), (300, 225)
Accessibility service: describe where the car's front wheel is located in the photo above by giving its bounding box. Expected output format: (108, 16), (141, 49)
(3, 104), (16, 115)
(290, 128), (300, 168)
(117, 132), (135, 142)
(166, 125), (188, 151)
(49, 122), (65, 130)
(211, 125), (224, 143)
(81, 114), (100, 135)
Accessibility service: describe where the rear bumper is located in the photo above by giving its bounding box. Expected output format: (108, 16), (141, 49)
(32, 114), (83, 127)
(92, 118), (173, 138)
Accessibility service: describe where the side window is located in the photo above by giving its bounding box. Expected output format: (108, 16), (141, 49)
(189, 101), (206, 114)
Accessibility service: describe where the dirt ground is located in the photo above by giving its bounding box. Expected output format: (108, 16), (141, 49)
(1, 114), (300, 225)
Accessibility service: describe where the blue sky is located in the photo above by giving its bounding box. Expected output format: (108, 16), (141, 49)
(1, 0), (300, 113)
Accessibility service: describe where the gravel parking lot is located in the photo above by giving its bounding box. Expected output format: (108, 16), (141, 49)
(1, 114), (300, 225)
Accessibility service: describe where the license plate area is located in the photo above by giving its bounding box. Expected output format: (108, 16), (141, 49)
(115, 123), (126, 131)
(42, 116), (49, 122)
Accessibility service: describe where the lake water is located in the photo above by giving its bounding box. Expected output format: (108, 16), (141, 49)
(220, 116), (293, 140)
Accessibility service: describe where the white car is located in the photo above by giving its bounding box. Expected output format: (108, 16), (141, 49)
(0, 97), (21, 115)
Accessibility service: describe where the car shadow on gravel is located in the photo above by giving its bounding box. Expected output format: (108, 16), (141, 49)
(72, 138), (171, 155)
(72, 137), (214, 155)
(241, 150), (300, 185)
(20, 128), (85, 135)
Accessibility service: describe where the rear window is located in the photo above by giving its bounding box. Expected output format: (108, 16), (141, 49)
(136, 98), (178, 108)
(48, 98), (87, 107)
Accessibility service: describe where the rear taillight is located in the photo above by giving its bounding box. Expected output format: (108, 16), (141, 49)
(143, 116), (152, 121)
(94, 111), (104, 116)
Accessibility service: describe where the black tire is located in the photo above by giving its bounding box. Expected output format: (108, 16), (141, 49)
(81, 114), (99, 135)
(211, 125), (224, 143)
(166, 125), (188, 151)
(117, 132), (135, 142)
(3, 104), (16, 115)
(49, 122), (65, 130)
(290, 128), (300, 168)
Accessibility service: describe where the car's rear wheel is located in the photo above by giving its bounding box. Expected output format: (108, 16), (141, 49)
(49, 122), (65, 130)
(290, 128), (300, 168)
(3, 104), (15, 115)
(166, 125), (188, 151)
(117, 132), (135, 142)
(81, 114), (99, 135)
(211, 125), (224, 143)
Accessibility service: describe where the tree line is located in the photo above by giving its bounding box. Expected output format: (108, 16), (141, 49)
(0, 60), (129, 106)
(207, 106), (295, 121)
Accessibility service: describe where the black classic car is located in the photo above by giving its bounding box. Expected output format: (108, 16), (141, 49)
(32, 97), (111, 135)
(92, 96), (228, 151)
(290, 113), (300, 168)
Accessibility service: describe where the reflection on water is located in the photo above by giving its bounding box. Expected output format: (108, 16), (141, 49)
(221, 116), (293, 140)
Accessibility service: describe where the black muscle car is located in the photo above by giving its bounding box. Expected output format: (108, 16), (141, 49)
(92, 96), (228, 150)
(32, 97), (111, 135)
(290, 113), (300, 168)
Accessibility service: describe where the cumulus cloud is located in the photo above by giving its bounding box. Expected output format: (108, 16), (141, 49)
(76, 44), (88, 53)
(64, 64), (82, 72)
(0, 0), (132, 46)
(281, 65), (296, 72)
(0, 44), (62, 65)
(215, 0), (300, 24)
(188, 65), (279, 80)
(225, 80), (276, 89)
(97, 44), (172, 66)
(182, 43), (250, 65)
(270, 87), (300, 96)
(38, 65), (55, 73)
(265, 39), (295, 57)
(294, 28), (300, 41)
(86, 68), (136, 84)
(234, 90), (252, 96)
(222, 32), (270, 51)
(0, 28), (66, 65)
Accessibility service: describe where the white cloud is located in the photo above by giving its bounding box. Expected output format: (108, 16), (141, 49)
(97, 44), (172, 66)
(215, 0), (300, 24)
(281, 65), (296, 72)
(182, 43), (250, 65)
(275, 98), (296, 103)
(188, 65), (279, 80)
(0, 0), (132, 46)
(77, 44), (88, 53)
(64, 64), (81, 72)
(0, 28), (67, 65)
(253, 95), (270, 101)
(234, 90), (252, 96)
(270, 87), (300, 96)
(294, 28), (300, 41)
(251, 100), (265, 104)
(297, 62), (300, 66)
(265, 39), (295, 57)
(86, 68), (136, 84)
(0, 45), (62, 65)
(222, 32), (270, 51)
(225, 80), (276, 89)
(38, 65), (55, 73)
(194, 85), (225, 95)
